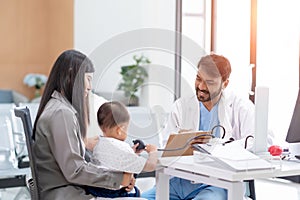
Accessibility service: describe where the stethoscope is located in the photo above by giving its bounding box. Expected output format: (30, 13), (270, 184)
(133, 124), (253, 152)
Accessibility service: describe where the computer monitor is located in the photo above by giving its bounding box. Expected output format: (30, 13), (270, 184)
(286, 35), (300, 143)
(286, 89), (300, 143)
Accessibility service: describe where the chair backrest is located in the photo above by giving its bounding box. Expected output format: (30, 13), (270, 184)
(14, 106), (39, 200)
(126, 107), (162, 148)
(18, 103), (39, 125)
(0, 90), (14, 103)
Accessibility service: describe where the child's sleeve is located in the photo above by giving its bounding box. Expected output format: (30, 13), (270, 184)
(92, 138), (147, 174)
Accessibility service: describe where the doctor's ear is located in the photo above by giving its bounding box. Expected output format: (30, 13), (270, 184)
(222, 79), (229, 89)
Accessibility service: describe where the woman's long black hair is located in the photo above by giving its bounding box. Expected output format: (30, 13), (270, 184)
(33, 49), (95, 139)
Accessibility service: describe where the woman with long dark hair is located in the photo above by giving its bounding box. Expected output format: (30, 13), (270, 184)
(32, 49), (133, 200)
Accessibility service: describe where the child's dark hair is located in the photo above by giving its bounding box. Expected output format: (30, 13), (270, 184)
(97, 101), (130, 130)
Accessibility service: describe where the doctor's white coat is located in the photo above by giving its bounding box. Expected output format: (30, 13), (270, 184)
(161, 90), (258, 149)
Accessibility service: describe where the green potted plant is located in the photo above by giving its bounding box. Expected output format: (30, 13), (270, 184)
(118, 55), (150, 106)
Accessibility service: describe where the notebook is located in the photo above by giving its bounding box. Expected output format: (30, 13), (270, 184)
(161, 131), (212, 157)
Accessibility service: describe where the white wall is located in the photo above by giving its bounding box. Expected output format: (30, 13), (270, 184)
(74, 0), (176, 112)
(256, 1), (300, 145)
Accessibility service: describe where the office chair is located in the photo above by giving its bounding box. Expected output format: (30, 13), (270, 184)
(14, 107), (39, 200)
(0, 104), (31, 199)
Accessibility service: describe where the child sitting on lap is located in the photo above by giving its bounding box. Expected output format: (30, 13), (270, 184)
(86, 101), (158, 198)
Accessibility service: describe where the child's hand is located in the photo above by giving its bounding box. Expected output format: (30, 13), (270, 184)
(142, 144), (158, 172)
(132, 143), (144, 154)
(132, 139), (146, 153)
(132, 143), (141, 154)
(145, 144), (157, 153)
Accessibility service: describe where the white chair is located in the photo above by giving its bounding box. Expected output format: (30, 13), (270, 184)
(0, 105), (30, 199)
(0, 104), (19, 169)
(0, 103), (28, 160)
(0, 113), (16, 170)
(126, 107), (162, 148)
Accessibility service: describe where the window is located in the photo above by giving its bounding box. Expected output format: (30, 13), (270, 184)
(181, 0), (211, 97)
(256, 0), (300, 145)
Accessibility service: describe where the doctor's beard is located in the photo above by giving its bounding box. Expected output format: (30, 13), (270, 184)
(196, 85), (222, 103)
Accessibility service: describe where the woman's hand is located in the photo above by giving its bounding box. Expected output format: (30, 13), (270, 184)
(121, 172), (133, 188)
(124, 176), (136, 192)
(84, 136), (99, 151)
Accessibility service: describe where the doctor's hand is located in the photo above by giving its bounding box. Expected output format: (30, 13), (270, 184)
(190, 134), (212, 145)
(179, 129), (211, 144)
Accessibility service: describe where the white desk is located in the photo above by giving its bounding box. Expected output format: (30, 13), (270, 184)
(156, 156), (300, 200)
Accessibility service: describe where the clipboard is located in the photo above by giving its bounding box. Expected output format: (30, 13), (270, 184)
(162, 131), (212, 157)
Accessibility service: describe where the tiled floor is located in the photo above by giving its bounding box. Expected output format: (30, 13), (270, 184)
(1, 178), (299, 200)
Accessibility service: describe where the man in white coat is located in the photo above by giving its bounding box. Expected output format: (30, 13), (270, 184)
(142, 54), (257, 200)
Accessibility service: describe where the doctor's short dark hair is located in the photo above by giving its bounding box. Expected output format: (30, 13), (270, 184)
(197, 54), (232, 81)
(97, 101), (130, 130)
